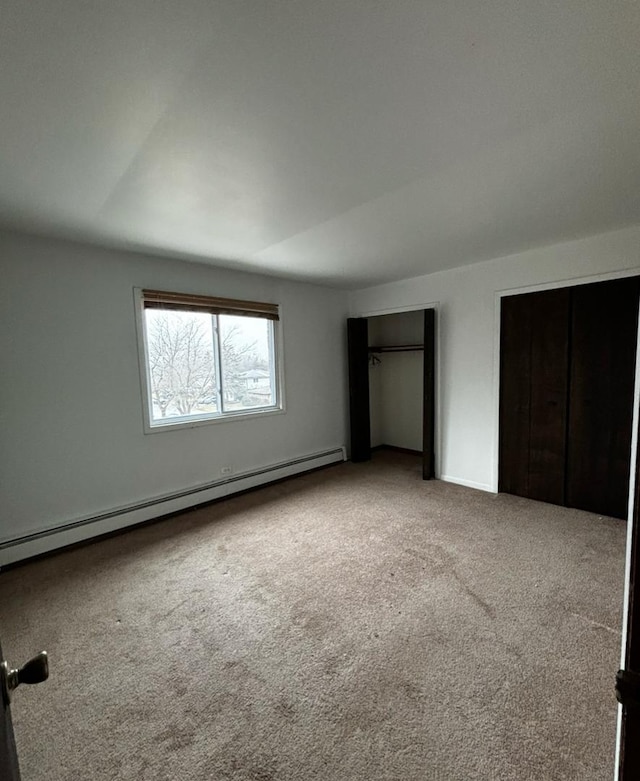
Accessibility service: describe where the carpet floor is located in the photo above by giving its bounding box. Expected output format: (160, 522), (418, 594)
(0, 452), (627, 780)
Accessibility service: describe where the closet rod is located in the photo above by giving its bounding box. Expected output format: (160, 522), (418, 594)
(368, 344), (424, 353)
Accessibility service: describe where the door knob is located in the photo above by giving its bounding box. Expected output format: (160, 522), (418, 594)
(1, 651), (49, 705)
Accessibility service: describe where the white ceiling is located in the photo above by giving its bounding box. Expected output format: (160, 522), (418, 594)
(1, 1), (639, 288)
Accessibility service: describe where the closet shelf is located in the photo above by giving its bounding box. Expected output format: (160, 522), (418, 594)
(368, 344), (424, 353)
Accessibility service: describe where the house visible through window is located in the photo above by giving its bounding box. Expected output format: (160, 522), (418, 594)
(138, 290), (281, 428)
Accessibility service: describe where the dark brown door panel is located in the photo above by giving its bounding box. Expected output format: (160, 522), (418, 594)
(499, 288), (570, 504)
(566, 277), (639, 519)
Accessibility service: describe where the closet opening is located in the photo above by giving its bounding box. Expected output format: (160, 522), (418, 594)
(347, 308), (435, 479)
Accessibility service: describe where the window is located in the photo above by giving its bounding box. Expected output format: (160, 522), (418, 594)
(137, 289), (282, 429)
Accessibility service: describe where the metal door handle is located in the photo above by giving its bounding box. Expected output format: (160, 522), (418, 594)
(1, 651), (49, 705)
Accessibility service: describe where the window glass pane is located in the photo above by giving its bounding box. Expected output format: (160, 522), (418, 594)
(219, 315), (275, 411)
(144, 309), (217, 422)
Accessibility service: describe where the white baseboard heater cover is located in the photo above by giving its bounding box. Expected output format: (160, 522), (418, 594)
(0, 447), (346, 567)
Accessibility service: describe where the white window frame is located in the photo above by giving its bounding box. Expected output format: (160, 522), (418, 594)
(134, 288), (286, 433)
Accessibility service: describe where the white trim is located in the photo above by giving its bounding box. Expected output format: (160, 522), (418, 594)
(143, 406), (286, 433)
(439, 474), (494, 493)
(491, 269), (640, 494)
(496, 267), (640, 299)
(0, 446), (346, 568)
(491, 290), (503, 493)
(274, 298), (287, 414)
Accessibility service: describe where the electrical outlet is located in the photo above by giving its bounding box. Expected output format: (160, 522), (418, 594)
(220, 466), (233, 476)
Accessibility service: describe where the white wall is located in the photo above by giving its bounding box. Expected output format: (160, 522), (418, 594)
(351, 225), (640, 491)
(368, 311), (423, 451)
(0, 230), (349, 550)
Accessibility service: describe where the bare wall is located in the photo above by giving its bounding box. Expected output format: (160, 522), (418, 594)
(0, 230), (349, 545)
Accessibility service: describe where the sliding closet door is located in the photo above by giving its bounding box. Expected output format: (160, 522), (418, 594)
(499, 289), (570, 504)
(347, 318), (371, 462)
(566, 278), (640, 519)
(499, 294), (532, 496)
(422, 309), (436, 480)
(527, 289), (571, 503)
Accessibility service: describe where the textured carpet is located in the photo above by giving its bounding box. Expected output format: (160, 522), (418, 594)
(0, 452), (626, 780)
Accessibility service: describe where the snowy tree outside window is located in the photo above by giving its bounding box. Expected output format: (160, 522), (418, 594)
(139, 292), (280, 427)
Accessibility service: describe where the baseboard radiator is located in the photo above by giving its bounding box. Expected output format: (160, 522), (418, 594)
(0, 446), (346, 568)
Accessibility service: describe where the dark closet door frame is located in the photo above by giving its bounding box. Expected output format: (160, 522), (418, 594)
(347, 317), (371, 463)
(422, 308), (436, 479)
(348, 305), (438, 479)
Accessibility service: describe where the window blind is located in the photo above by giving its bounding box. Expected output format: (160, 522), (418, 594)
(142, 289), (279, 321)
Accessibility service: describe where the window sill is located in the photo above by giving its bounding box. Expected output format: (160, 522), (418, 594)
(143, 405), (285, 434)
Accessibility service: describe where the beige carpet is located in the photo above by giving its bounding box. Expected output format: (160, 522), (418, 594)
(0, 452), (626, 780)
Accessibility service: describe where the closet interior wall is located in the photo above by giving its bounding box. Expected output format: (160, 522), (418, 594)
(368, 311), (424, 453)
